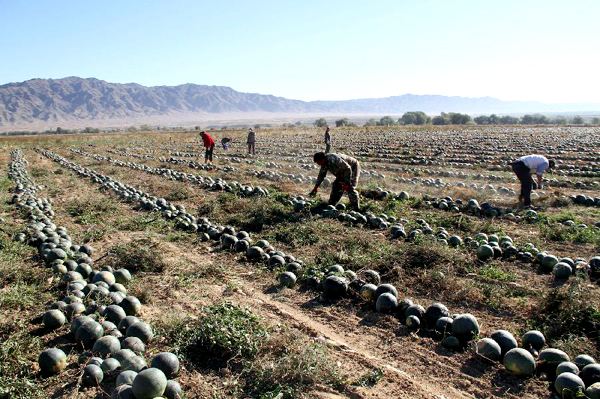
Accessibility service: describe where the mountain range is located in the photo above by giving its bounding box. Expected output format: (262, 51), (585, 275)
(1, 77), (599, 130)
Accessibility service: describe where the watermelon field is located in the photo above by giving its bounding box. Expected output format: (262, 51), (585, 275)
(1, 125), (600, 399)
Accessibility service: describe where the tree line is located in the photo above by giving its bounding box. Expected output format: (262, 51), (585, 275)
(314, 113), (599, 127)
(0, 125), (179, 136)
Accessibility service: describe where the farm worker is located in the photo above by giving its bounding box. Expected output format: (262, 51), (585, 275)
(310, 152), (361, 211)
(247, 128), (256, 155)
(221, 137), (232, 150)
(199, 131), (215, 164)
(324, 126), (331, 153)
(511, 154), (555, 208)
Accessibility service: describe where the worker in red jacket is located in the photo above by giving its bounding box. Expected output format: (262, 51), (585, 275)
(199, 131), (215, 164)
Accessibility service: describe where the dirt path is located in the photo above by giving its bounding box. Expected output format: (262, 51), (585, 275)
(223, 268), (548, 399)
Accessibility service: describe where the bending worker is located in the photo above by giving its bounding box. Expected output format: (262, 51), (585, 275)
(511, 154), (555, 208)
(221, 137), (232, 150)
(310, 152), (360, 211)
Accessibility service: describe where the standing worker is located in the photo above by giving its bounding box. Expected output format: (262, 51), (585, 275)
(511, 154), (555, 209)
(247, 128), (256, 155)
(310, 152), (361, 211)
(324, 126), (331, 153)
(199, 131), (215, 164)
(221, 137), (232, 151)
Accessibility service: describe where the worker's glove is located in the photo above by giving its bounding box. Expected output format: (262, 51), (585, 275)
(309, 187), (318, 197)
(342, 184), (351, 192)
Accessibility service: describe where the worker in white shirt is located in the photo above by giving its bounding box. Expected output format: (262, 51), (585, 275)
(511, 154), (555, 208)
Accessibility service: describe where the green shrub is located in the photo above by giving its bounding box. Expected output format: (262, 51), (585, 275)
(169, 302), (269, 366)
(241, 333), (346, 398)
(530, 279), (600, 358)
(109, 238), (167, 273)
(227, 198), (303, 233)
(269, 223), (320, 248)
(66, 198), (117, 225)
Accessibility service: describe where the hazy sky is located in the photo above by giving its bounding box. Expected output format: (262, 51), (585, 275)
(1, 0), (599, 103)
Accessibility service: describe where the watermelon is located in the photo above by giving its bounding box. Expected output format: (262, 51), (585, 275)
(451, 314), (480, 343)
(132, 368), (167, 399)
(81, 364), (104, 387)
(279, 271), (297, 288)
(586, 383), (600, 399)
(554, 372), (584, 398)
(522, 330), (545, 351)
(503, 348), (536, 376)
(375, 284), (398, 299)
(474, 338), (501, 361)
(360, 284), (377, 301)
(321, 275), (348, 299)
(38, 348), (68, 375)
(477, 245), (494, 261)
(376, 293), (398, 313)
(538, 348), (570, 376)
(556, 362), (579, 375)
(573, 354), (596, 369)
(490, 330), (518, 356)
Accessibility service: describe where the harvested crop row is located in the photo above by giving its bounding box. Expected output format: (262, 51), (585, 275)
(7, 149), (182, 399)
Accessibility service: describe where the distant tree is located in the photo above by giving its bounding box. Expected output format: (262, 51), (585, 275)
(378, 116), (396, 126)
(295, 121), (302, 126)
(488, 114), (500, 125)
(536, 114), (550, 124)
(399, 112), (417, 125)
(127, 126), (138, 132)
(140, 124), (152, 131)
(430, 112), (471, 125)
(314, 118), (328, 127)
(432, 114), (450, 125)
(500, 115), (519, 124)
(474, 115), (490, 125)
(194, 126), (201, 130)
(520, 115), (533, 124)
(335, 118), (350, 127)
(449, 112), (472, 125)
(364, 118), (378, 127)
(414, 111), (430, 125)
(83, 126), (100, 133)
(592, 117), (600, 124)
(553, 116), (567, 125)
(521, 114), (551, 124)
(254, 124), (261, 129)
(571, 116), (584, 124)
(399, 111), (430, 125)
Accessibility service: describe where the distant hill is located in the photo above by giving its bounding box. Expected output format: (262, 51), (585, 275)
(1, 77), (599, 129)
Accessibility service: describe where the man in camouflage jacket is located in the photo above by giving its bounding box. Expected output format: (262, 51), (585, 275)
(310, 152), (360, 210)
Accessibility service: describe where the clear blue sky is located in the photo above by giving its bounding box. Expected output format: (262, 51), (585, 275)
(1, 0), (599, 103)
